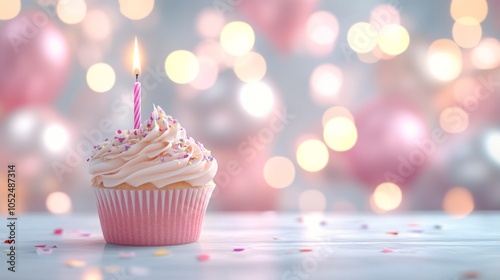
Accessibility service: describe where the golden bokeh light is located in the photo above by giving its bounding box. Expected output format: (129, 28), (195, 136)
(233, 51), (267, 83)
(8, 110), (37, 140)
(310, 64), (343, 98)
(450, 0), (488, 23)
(323, 117), (357, 152)
(443, 187), (474, 217)
(347, 22), (378, 54)
(190, 56), (219, 90)
(299, 190), (327, 212)
(471, 38), (500, 69)
(377, 24), (410, 56)
(196, 9), (225, 38)
(322, 106), (354, 126)
(440, 107), (469, 134)
(57, 0), (87, 25)
(220, 21), (255, 56)
(263, 156), (296, 189)
(305, 11), (338, 56)
(86, 63), (116, 93)
(296, 139), (329, 172)
(372, 182), (402, 211)
(239, 82), (274, 117)
(307, 11), (338, 46)
(452, 17), (482, 49)
(119, 0), (154, 20)
(82, 10), (112, 41)
(484, 130), (500, 166)
(43, 124), (68, 152)
(0, 0), (21, 20)
(370, 4), (400, 30)
(165, 50), (200, 84)
(46, 192), (72, 214)
(82, 267), (103, 280)
(427, 39), (462, 82)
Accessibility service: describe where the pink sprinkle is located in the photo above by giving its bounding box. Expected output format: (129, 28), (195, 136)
(197, 254), (210, 262)
(382, 248), (395, 253)
(35, 244), (46, 248)
(117, 130), (122, 134)
(54, 228), (63, 235)
(118, 137), (125, 143)
(80, 233), (91, 237)
(36, 248), (53, 255)
(386, 231), (398, 235)
(233, 248), (245, 252)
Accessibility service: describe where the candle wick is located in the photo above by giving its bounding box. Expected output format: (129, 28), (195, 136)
(135, 73), (139, 82)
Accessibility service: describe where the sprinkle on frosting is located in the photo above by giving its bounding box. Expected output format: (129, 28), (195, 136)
(89, 105), (217, 188)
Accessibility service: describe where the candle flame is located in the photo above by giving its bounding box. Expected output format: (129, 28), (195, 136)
(133, 36), (141, 76)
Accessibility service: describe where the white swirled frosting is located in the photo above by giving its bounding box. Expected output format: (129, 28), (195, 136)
(89, 105), (217, 188)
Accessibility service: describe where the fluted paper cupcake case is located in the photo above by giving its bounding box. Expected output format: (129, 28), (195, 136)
(93, 184), (215, 246)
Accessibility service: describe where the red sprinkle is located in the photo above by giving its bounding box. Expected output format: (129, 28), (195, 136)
(54, 228), (63, 235)
(4, 240), (13, 244)
(386, 231), (399, 235)
(233, 248), (245, 252)
(299, 249), (313, 253)
(462, 271), (480, 278)
(382, 248), (395, 253)
(34, 244), (46, 248)
(197, 254), (210, 262)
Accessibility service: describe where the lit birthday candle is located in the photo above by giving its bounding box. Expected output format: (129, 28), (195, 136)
(133, 36), (141, 129)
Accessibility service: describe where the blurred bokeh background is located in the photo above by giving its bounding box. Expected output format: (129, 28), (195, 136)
(0, 0), (499, 215)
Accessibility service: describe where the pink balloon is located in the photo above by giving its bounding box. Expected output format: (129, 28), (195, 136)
(345, 97), (429, 188)
(239, 0), (317, 53)
(0, 11), (70, 115)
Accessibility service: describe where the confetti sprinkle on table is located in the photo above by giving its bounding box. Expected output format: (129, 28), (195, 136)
(4, 213), (500, 279)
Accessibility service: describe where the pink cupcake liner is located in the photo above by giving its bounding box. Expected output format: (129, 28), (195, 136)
(93, 185), (215, 246)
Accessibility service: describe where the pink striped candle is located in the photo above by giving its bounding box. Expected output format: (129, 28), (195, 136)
(133, 78), (141, 129)
(133, 36), (141, 129)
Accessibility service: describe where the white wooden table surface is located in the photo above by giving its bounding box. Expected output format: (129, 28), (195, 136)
(1, 212), (499, 280)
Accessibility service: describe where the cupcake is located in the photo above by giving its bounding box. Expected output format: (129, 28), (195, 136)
(89, 105), (217, 246)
